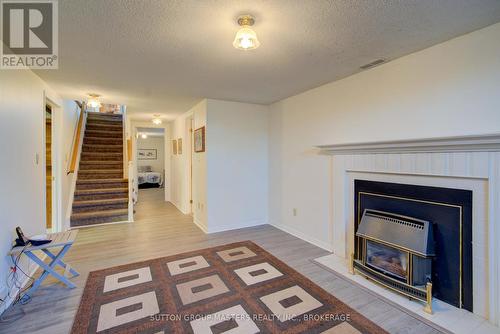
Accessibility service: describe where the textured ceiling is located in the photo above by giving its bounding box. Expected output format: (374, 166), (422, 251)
(35, 0), (500, 120)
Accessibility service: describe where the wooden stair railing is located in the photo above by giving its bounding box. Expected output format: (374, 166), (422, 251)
(67, 102), (86, 174)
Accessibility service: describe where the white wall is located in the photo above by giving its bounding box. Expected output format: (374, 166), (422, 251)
(191, 100), (208, 230)
(206, 99), (269, 232)
(171, 99), (269, 233)
(137, 136), (165, 173)
(268, 22), (500, 250)
(0, 68), (64, 314)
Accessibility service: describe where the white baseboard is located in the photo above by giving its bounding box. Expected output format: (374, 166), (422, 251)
(0, 253), (47, 316)
(206, 219), (267, 234)
(171, 200), (189, 215)
(193, 218), (208, 233)
(192, 218), (267, 234)
(270, 221), (333, 252)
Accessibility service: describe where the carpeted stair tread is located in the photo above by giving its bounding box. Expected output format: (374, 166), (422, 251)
(84, 135), (123, 140)
(74, 194), (127, 201)
(85, 127), (122, 132)
(78, 169), (123, 174)
(75, 187), (128, 194)
(73, 198), (128, 206)
(77, 178), (127, 184)
(87, 113), (122, 118)
(80, 160), (124, 165)
(79, 162), (123, 170)
(84, 137), (123, 144)
(84, 130), (123, 138)
(83, 144), (123, 148)
(77, 173), (124, 180)
(86, 126), (123, 133)
(76, 181), (128, 190)
(80, 167), (122, 171)
(82, 145), (123, 153)
(79, 165), (123, 170)
(71, 214), (129, 227)
(86, 122), (122, 128)
(80, 152), (123, 161)
(71, 208), (128, 221)
(85, 123), (123, 127)
(83, 143), (123, 148)
(72, 198), (128, 213)
(85, 124), (123, 128)
(86, 116), (122, 122)
(87, 116), (123, 122)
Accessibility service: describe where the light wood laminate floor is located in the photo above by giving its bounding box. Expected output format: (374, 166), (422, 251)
(0, 189), (443, 333)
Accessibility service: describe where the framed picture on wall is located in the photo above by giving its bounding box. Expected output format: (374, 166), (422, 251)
(172, 139), (178, 155)
(177, 138), (183, 155)
(194, 126), (205, 153)
(138, 149), (157, 160)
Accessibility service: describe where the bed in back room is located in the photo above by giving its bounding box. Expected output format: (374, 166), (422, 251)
(137, 165), (163, 188)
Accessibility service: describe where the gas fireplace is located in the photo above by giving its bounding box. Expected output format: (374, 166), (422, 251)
(353, 209), (435, 313)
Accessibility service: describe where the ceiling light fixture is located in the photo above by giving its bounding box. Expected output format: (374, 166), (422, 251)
(87, 93), (101, 108)
(233, 15), (260, 50)
(141, 133), (147, 139)
(152, 114), (162, 125)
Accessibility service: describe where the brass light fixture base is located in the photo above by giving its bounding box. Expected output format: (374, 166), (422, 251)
(237, 15), (255, 27)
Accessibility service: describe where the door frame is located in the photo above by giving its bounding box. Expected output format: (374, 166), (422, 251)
(130, 122), (170, 204)
(187, 116), (194, 215)
(44, 96), (62, 232)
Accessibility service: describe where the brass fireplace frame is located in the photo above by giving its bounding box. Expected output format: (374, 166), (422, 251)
(354, 191), (464, 313)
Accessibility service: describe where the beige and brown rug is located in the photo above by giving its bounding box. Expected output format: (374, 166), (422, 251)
(72, 241), (387, 333)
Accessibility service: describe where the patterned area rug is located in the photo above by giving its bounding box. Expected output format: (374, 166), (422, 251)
(72, 241), (387, 333)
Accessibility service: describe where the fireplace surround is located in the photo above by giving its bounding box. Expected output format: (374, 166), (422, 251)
(315, 133), (500, 331)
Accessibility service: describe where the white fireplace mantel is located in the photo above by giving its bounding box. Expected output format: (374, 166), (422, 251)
(313, 133), (500, 331)
(316, 132), (500, 155)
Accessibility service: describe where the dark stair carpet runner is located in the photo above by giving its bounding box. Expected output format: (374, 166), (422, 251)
(70, 113), (129, 227)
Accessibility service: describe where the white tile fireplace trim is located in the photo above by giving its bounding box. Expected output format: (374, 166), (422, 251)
(322, 150), (500, 328)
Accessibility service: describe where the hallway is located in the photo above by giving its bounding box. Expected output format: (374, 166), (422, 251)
(0, 189), (439, 333)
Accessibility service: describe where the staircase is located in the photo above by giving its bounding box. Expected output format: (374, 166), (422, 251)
(70, 113), (129, 227)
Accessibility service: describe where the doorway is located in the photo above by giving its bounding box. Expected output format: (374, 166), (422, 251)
(45, 104), (53, 230)
(136, 127), (165, 203)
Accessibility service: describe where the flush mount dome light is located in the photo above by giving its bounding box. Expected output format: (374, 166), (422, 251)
(152, 114), (162, 125)
(141, 133), (147, 139)
(233, 15), (260, 50)
(87, 93), (101, 108)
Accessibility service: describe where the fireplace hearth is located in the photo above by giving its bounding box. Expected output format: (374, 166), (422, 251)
(353, 209), (435, 313)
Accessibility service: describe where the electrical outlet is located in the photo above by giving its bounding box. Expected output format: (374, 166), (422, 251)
(293, 208), (297, 216)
